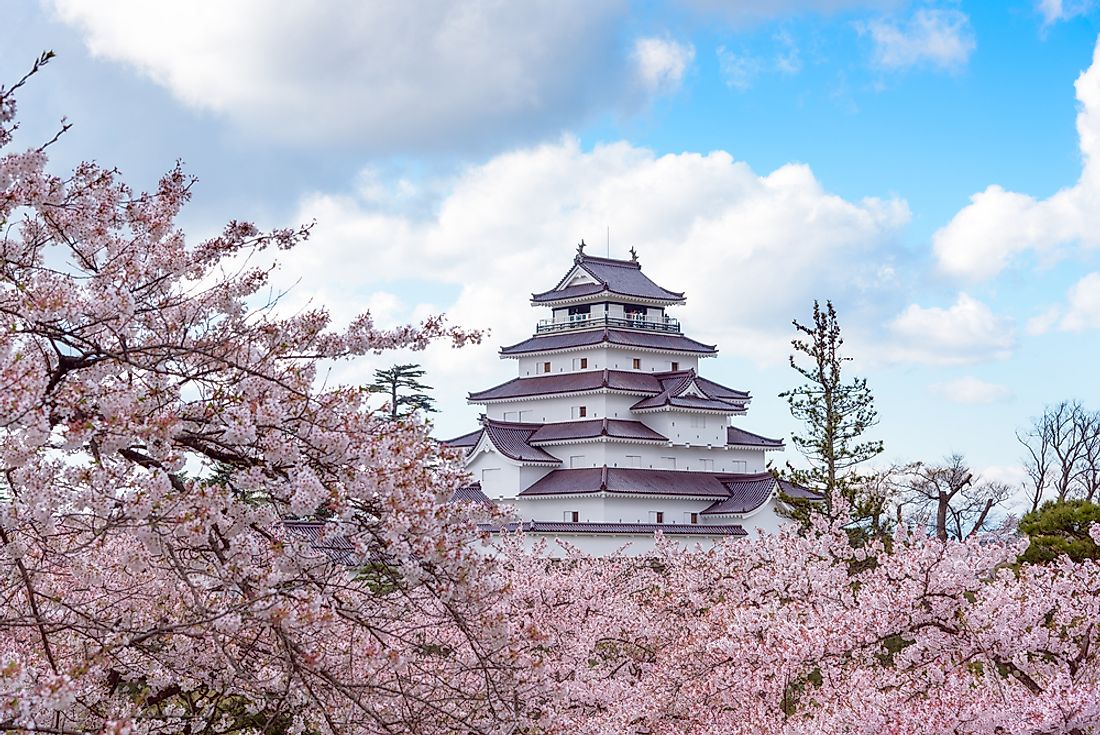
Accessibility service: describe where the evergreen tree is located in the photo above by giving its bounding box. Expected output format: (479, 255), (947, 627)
(779, 300), (884, 526)
(369, 363), (438, 420)
(1018, 499), (1100, 564)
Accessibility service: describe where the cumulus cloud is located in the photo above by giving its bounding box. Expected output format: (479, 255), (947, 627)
(930, 377), (1014, 404)
(857, 8), (976, 71)
(273, 138), (909, 433)
(888, 294), (1015, 364)
(633, 37), (695, 93)
(47, 0), (661, 151)
(1056, 272), (1100, 331)
(934, 38), (1100, 280)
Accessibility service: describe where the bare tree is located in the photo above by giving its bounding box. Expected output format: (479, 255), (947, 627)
(1018, 401), (1100, 508)
(898, 455), (1013, 541)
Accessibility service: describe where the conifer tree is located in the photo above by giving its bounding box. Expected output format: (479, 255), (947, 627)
(369, 363), (438, 419)
(780, 300), (884, 526)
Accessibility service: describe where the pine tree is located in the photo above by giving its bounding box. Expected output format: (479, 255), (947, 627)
(369, 363), (438, 420)
(779, 300), (884, 525)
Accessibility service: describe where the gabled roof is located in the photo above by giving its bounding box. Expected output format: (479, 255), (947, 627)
(532, 254), (685, 304)
(701, 473), (777, 515)
(477, 418), (561, 464)
(500, 328), (717, 356)
(479, 520), (746, 537)
(629, 369), (749, 413)
(528, 418), (669, 444)
(450, 483), (493, 505)
(468, 368), (748, 405)
(726, 426), (785, 450)
(440, 428), (482, 449)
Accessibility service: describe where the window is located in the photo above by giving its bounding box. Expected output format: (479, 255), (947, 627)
(650, 511), (665, 524)
(690, 512), (699, 525)
(567, 305), (590, 322)
(699, 458), (714, 472)
(661, 456), (676, 469)
(542, 361), (551, 373)
(569, 455), (585, 468)
(625, 305), (646, 320)
(580, 357), (588, 369)
(564, 511), (579, 523)
(690, 414), (706, 428)
(579, 406), (587, 418)
(480, 468), (500, 493)
(671, 361), (679, 371)
(632, 358), (641, 370)
(731, 460), (747, 473)
(625, 455), (642, 467)
(572, 357), (589, 370)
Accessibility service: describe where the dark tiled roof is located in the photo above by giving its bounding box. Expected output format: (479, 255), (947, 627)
(529, 418), (669, 444)
(532, 254), (685, 304)
(629, 370), (749, 413)
(469, 368), (749, 404)
(283, 521), (358, 566)
(479, 520), (746, 536)
(481, 419), (561, 464)
(702, 473), (777, 515)
(500, 328), (717, 356)
(439, 428), (482, 448)
(469, 369), (661, 402)
(694, 376), (750, 401)
(777, 478), (823, 500)
(449, 483), (493, 504)
(726, 426), (784, 449)
(519, 466), (732, 498)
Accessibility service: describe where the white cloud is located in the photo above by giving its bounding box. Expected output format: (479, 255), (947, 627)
(633, 37), (695, 93)
(888, 294), (1015, 364)
(48, 0), (655, 151)
(1037, 0), (1097, 25)
(274, 137), (909, 434)
(934, 38), (1100, 280)
(858, 8), (976, 71)
(930, 377), (1014, 404)
(717, 46), (763, 91)
(774, 30), (804, 75)
(1058, 271), (1100, 330)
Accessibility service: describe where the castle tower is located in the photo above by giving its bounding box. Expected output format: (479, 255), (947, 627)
(444, 244), (809, 554)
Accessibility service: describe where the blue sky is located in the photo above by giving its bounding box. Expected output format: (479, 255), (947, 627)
(5, 0), (1100, 501)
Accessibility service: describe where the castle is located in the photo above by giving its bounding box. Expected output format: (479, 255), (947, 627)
(444, 244), (811, 554)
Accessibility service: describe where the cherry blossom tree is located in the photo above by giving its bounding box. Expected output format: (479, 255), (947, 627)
(0, 56), (545, 734)
(499, 518), (1100, 735)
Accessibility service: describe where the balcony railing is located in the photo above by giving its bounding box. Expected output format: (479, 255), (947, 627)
(535, 314), (682, 334)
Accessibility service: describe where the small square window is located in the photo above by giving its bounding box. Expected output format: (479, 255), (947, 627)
(632, 358), (641, 370)
(690, 513), (698, 525)
(671, 361), (679, 371)
(578, 406), (587, 418)
(656, 511), (664, 524)
(580, 358), (588, 369)
(543, 361), (551, 373)
(565, 511), (579, 523)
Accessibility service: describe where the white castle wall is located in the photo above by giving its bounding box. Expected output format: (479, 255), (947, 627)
(515, 347), (700, 378)
(531, 442), (766, 473)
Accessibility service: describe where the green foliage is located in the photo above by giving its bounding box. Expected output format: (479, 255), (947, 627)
(368, 363), (437, 420)
(779, 301), (884, 528)
(1018, 499), (1100, 564)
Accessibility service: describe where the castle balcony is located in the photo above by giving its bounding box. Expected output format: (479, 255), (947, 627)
(535, 314), (682, 335)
